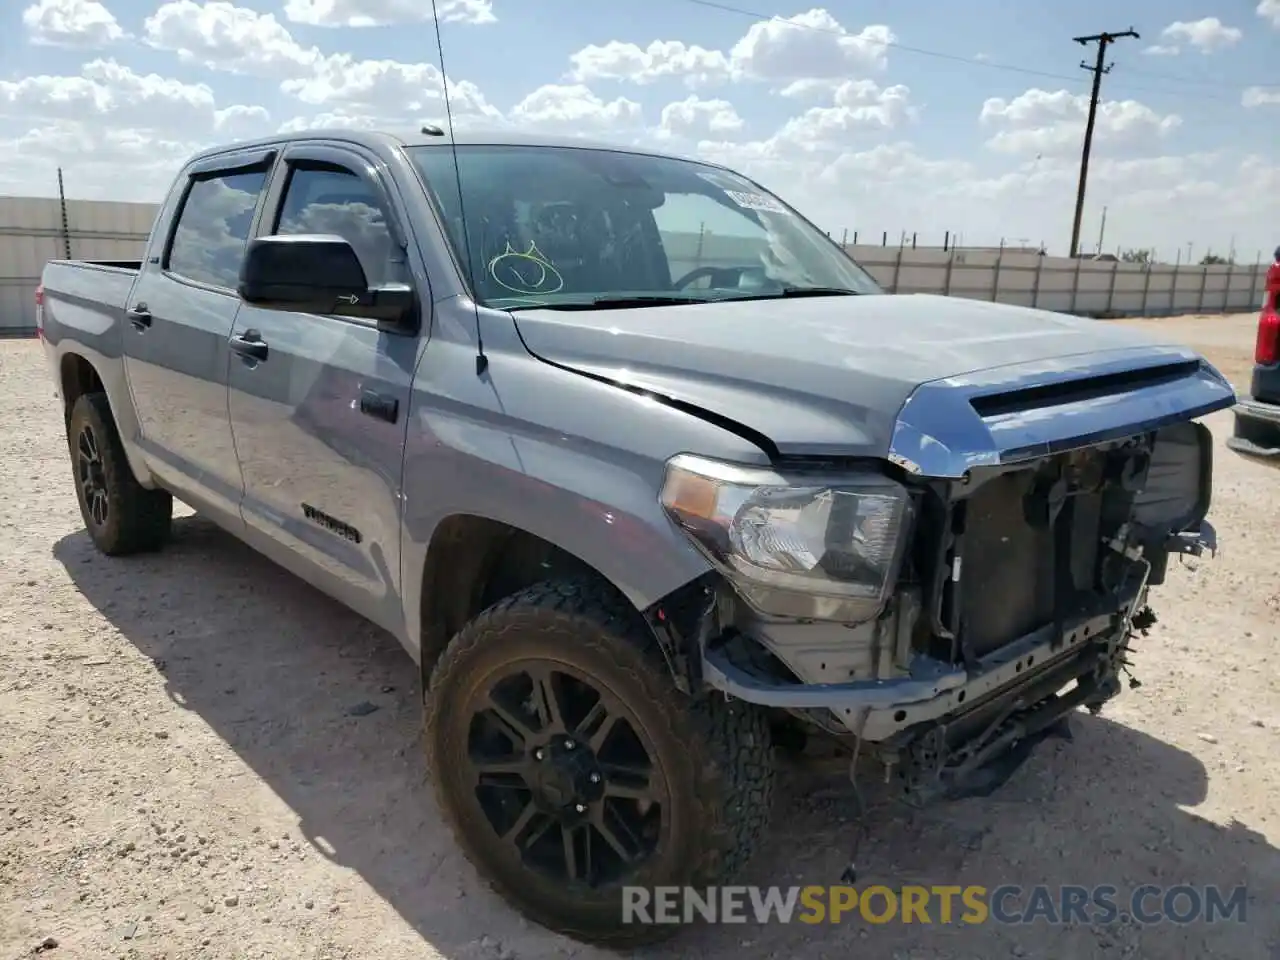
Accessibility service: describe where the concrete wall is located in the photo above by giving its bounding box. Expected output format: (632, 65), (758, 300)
(0, 196), (155, 336)
(668, 235), (1270, 318)
(1, 193), (1267, 335)
(843, 244), (1269, 317)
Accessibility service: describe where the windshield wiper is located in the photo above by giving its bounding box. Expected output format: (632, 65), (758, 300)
(726, 286), (863, 301)
(505, 287), (862, 312)
(508, 295), (713, 312)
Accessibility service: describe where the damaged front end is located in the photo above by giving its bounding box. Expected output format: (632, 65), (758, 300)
(650, 347), (1231, 805)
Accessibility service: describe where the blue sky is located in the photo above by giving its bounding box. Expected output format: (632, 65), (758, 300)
(2, 0), (1278, 260)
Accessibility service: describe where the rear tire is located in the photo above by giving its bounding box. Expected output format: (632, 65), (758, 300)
(423, 577), (774, 946)
(67, 392), (172, 556)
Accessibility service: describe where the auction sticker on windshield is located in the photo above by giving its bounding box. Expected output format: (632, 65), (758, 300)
(724, 190), (788, 214)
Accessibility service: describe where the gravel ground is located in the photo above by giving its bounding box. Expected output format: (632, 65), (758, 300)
(2, 312), (1279, 960)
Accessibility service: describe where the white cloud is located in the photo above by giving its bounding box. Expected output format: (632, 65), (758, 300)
(508, 84), (643, 131)
(0, 123), (199, 201)
(980, 88), (1181, 156)
(141, 0), (503, 129)
(280, 56), (495, 117)
(728, 10), (894, 80)
(822, 141), (974, 185)
(211, 104), (273, 138)
(774, 81), (914, 146)
(568, 40), (731, 87)
(22, 0), (124, 47)
(1149, 17), (1243, 55)
(1243, 87), (1280, 108)
(277, 111), (380, 133)
(1258, 0), (1280, 28)
(0, 59), (270, 137)
(672, 77), (913, 180)
(0, 53), (274, 199)
(568, 8), (894, 86)
(281, 0), (494, 27)
(1142, 44), (1181, 56)
(777, 77), (839, 99)
(659, 95), (744, 137)
(142, 0), (500, 133)
(144, 0), (321, 76)
(276, 71), (501, 134)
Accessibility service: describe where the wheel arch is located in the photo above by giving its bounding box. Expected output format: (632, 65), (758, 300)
(409, 512), (713, 689)
(60, 352), (106, 426)
(56, 348), (157, 487)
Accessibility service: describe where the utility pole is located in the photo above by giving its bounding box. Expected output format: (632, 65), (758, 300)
(1068, 28), (1139, 259)
(1096, 205), (1107, 256)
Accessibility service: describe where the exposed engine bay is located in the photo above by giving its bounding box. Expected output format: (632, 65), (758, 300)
(652, 419), (1216, 805)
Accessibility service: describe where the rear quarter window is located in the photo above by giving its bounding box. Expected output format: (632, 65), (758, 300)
(166, 170), (268, 289)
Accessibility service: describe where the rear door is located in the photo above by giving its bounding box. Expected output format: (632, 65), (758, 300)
(123, 147), (276, 527)
(226, 141), (424, 632)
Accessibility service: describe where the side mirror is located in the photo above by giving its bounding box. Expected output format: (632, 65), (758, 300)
(238, 234), (417, 333)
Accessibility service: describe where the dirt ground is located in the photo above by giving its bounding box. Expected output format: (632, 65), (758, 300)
(2, 312), (1279, 960)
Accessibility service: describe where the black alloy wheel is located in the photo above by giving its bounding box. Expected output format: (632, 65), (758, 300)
(463, 659), (668, 888)
(424, 579), (775, 946)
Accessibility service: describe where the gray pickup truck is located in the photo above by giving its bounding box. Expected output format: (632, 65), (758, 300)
(39, 129), (1233, 944)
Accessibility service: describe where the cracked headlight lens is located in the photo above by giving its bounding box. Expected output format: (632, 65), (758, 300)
(660, 453), (912, 622)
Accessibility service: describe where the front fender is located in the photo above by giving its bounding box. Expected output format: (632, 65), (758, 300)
(398, 311), (772, 660)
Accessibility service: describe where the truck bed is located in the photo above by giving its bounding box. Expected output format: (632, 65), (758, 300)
(40, 259), (141, 349)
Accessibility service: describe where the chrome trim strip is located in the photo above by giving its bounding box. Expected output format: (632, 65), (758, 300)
(888, 345), (1236, 478)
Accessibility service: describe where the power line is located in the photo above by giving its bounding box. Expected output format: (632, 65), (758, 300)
(673, 0), (1280, 92)
(1119, 64), (1279, 91)
(1069, 29), (1140, 259)
(680, 0), (1083, 83)
(1100, 80), (1243, 104)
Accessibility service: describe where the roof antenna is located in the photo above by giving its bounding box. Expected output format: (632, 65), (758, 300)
(430, 0), (487, 376)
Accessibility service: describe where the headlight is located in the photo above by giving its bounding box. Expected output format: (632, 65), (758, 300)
(659, 453), (912, 622)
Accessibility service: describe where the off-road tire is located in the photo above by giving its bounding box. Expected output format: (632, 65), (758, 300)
(423, 577), (775, 946)
(67, 392), (172, 556)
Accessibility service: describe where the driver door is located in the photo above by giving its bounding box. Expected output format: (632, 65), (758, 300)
(226, 141), (423, 632)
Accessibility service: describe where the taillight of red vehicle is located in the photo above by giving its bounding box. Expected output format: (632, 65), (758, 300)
(1257, 309), (1280, 366)
(34, 283), (44, 340)
(1259, 263), (1280, 366)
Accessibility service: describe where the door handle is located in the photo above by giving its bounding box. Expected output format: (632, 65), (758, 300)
(126, 303), (151, 329)
(229, 332), (269, 362)
(359, 390), (399, 424)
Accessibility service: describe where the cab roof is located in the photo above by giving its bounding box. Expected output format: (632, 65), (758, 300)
(188, 128), (710, 167)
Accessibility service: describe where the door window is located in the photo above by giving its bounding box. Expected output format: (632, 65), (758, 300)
(167, 169), (268, 289)
(274, 165), (395, 286)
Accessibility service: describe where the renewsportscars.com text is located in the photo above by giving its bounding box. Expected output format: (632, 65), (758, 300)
(621, 884), (1249, 926)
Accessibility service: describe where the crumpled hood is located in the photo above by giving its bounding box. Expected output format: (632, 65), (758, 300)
(511, 293), (1222, 459)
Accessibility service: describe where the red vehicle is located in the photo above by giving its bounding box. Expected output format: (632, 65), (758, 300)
(1227, 247), (1280, 464)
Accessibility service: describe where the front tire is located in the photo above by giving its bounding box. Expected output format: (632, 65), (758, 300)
(423, 578), (774, 946)
(67, 392), (172, 556)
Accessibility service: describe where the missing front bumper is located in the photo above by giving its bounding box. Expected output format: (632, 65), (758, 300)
(704, 608), (1125, 742)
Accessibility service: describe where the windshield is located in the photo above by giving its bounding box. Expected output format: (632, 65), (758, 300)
(406, 143), (882, 310)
